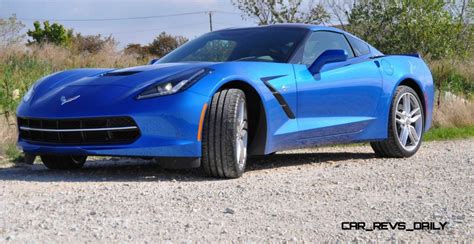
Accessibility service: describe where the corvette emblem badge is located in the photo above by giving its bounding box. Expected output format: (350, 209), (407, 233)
(60, 95), (80, 105)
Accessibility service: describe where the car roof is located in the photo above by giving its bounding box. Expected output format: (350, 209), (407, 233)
(217, 24), (344, 33)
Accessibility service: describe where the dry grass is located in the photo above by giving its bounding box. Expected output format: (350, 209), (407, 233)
(433, 93), (474, 128)
(0, 116), (17, 157)
(29, 43), (145, 68)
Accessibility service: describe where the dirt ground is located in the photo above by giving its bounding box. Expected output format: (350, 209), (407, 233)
(0, 139), (472, 242)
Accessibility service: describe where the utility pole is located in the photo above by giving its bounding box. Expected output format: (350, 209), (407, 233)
(208, 11), (213, 32)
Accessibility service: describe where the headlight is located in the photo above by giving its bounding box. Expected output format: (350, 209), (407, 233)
(137, 68), (213, 99)
(22, 72), (60, 102)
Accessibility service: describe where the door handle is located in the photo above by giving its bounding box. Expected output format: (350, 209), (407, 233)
(374, 60), (381, 68)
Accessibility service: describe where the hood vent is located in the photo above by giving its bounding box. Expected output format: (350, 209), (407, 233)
(102, 71), (142, 77)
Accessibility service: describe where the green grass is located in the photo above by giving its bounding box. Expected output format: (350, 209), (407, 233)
(5, 143), (23, 163)
(424, 126), (474, 141)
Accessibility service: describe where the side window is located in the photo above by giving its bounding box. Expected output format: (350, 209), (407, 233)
(347, 35), (370, 56)
(301, 31), (354, 66)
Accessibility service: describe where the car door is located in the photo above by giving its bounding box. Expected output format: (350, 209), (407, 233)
(293, 31), (383, 139)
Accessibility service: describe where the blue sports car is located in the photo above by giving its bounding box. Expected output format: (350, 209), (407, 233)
(17, 24), (434, 178)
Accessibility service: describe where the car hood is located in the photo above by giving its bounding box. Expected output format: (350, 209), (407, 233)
(26, 62), (215, 113)
(37, 62), (215, 90)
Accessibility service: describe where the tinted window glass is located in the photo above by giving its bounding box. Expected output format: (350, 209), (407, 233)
(181, 40), (237, 62)
(300, 31), (354, 65)
(158, 28), (308, 63)
(347, 35), (370, 56)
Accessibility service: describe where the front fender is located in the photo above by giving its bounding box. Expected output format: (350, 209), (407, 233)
(188, 62), (300, 153)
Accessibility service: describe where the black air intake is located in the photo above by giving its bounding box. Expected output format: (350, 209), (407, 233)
(18, 116), (140, 145)
(102, 71), (142, 76)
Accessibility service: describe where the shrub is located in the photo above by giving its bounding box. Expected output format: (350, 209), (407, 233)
(71, 33), (117, 54)
(430, 59), (474, 102)
(125, 32), (188, 59)
(346, 0), (472, 59)
(27, 21), (73, 46)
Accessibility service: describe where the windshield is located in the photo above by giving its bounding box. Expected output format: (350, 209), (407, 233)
(157, 28), (308, 64)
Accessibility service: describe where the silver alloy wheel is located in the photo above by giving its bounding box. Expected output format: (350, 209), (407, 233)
(235, 101), (248, 168)
(395, 92), (423, 151)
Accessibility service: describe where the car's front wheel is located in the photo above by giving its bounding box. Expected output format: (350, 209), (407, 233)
(202, 88), (248, 178)
(41, 155), (87, 170)
(371, 85), (424, 157)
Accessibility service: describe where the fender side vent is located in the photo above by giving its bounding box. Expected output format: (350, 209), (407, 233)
(261, 75), (296, 119)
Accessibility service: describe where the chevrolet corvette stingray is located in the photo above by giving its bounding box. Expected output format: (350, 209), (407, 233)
(17, 24), (434, 178)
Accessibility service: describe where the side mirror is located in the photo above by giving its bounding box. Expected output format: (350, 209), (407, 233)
(148, 58), (159, 65)
(308, 49), (348, 74)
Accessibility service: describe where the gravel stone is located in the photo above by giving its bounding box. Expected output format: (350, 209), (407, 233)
(0, 139), (472, 242)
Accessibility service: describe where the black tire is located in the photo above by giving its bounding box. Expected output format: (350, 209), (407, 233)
(202, 89), (248, 178)
(371, 85), (424, 157)
(41, 155), (87, 170)
(23, 153), (36, 165)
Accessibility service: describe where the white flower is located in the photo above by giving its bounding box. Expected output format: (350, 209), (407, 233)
(12, 89), (20, 100)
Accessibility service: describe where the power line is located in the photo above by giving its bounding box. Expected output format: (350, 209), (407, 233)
(4, 10), (241, 22)
(111, 22), (208, 35)
(213, 11), (241, 16)
(5, 11), (208, 22)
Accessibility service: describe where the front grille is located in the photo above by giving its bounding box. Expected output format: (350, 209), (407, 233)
(18, 116), (140, 145)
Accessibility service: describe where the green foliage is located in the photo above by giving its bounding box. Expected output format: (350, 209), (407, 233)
(0, 14), (25, 46)
(430, 59), (474, 100)
(424, 126), (474, 141)
(5, 143), (23, 163)
(124, 32), (188, 58)
(347, 0), (472, 59)
(147, 32), (188, 57)
(0, 54), (53, 117)
(232, 0), (330, 25)
(434, 69), (473, 99)
(27, 21), (73, 46)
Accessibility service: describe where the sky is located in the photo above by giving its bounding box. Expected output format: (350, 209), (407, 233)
(0, 0), (257, 48)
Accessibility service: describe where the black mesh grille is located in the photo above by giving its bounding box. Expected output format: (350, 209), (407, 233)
(18, 116), (140, 145)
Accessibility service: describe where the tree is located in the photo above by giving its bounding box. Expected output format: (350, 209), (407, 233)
(0, 14), (25, 46)
(72, 33), (117, 54)
(345, 0), (472, 59)
(232, 0), (330, 25)
(27, 21), (73, 46)
(124, 32), (188, 59)
(124, 43), (149, 59)
(146, 32), (188, 57)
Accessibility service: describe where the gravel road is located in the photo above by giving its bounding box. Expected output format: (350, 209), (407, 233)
(0, 139), (472, 242)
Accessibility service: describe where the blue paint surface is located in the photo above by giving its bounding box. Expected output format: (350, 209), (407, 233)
(17, 25), (434, 157)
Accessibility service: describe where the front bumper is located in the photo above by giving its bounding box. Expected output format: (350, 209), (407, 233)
(16, 90), (209, 157)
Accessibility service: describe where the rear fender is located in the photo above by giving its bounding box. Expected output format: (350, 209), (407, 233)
(375, 56), (434, 134)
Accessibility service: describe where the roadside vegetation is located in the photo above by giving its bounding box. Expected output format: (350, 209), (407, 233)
(424, 126), (474, 141)
(0, 0), (473, 164)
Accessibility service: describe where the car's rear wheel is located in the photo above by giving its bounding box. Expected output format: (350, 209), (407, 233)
(202, 88), (248, 178)
(41, 155), (87, 170)
(371, 85), (424, 157)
